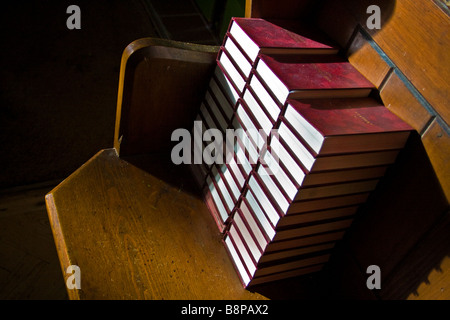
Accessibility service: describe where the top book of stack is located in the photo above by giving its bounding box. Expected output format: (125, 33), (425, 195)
(227, 17), (340, 64)
(222, 18), (340, 83)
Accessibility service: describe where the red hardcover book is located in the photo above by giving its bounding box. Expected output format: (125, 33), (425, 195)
(283, 98), (413, 155)
(224, 216), (336, 287)
(217, 48), (246, 95)
(206, 78), (233, 123)
(210, 164), (237, 214)
(231, 101), (264, 167)
(226, 144), (249, 190)
(225, 129), (253, 181)
(271, 126), (401, 175)
(203, 92), (228, 133)
(227, 18), (339, 63)
(223, 34), (253, 78)
(275, 205), (358, 228)
(258, 242), (335, 264)
(213, 64), (240, 108)
(222, 231), (252, 287)
(214, 162), (241, 204)
(265, 230), (346, 253)
(259, 144), (389, 200)
(252, 253), (331, 279)
(249, 264), (324, 286)
(248, 72), (283, 122)
(203, 178), (229, 233)
(255, 54), (375, 104)
(242, 86), (275, 134)
(249, 169), (374, 229)
(239, 198), (271, 251)
(240, 193), (352, 252)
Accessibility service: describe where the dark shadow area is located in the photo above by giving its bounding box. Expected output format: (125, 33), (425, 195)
(0, 0), (157, 300)
(122, 152), (205, 200)
(249, 131), (449, 300)
(319, 132), (449, 299)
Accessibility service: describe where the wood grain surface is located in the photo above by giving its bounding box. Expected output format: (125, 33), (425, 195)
(46, 149), (267, 300)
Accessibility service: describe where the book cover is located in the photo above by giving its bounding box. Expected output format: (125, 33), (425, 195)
(228, 18), (339, 63)
(255, 54), (375, 104)
(284, 98), (413, 155)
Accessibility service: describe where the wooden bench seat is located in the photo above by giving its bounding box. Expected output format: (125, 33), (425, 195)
(44, 37), (273, 299)
(46, 148), (267, 299)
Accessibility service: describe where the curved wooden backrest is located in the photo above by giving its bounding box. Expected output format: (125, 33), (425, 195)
(114, 38), (219, 156)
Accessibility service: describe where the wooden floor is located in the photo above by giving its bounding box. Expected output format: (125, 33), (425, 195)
(0, 182), (68, 299)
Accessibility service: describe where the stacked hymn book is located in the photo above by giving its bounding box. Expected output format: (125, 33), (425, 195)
(188, 18), (413, 287)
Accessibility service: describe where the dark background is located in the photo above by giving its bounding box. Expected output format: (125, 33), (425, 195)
(0, 0), (240, 189)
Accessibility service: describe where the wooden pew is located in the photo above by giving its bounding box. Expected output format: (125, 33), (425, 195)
(46, 2), (449, 300)
(45, 38), (268, 300)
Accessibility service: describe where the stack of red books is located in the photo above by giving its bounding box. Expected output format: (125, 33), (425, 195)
(190, 18), (413, 287)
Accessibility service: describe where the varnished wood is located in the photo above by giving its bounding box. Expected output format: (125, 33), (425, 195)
(355, 0), (449, 124)
(317, 0), (450, 124)
(114, 38), (219, 156)
(422, 119), (450, 201)
(46, 149), (267, 300)
(347, 30), (391, 88)
(408, 256), (450, 300)
(381, 210), (450, 300)
(380, 72), (433, 134)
